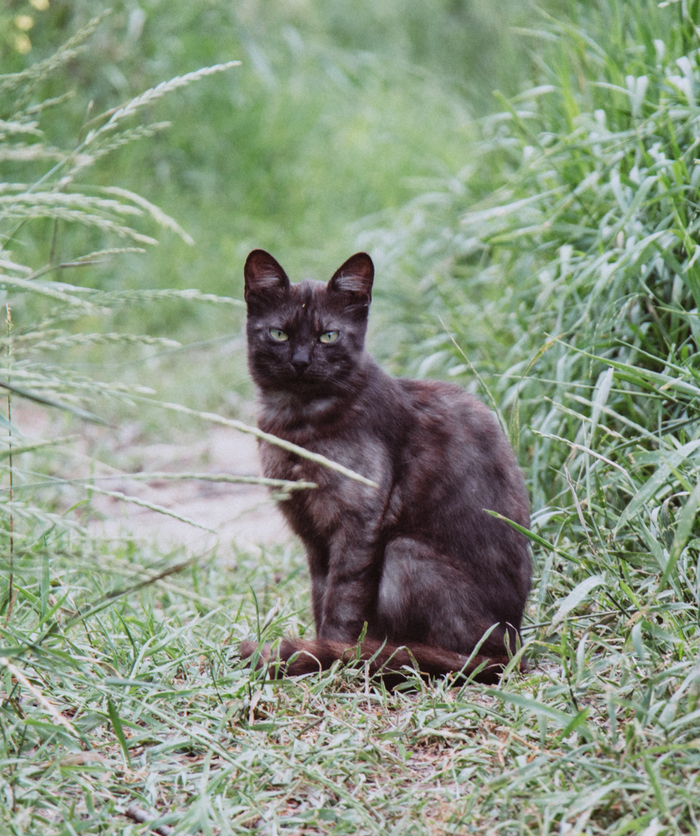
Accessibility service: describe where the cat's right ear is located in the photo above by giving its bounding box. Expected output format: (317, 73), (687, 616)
(328, 253), (374, 303)
(244, 250), (291, 306)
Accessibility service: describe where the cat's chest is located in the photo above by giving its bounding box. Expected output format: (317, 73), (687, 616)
(258, 433), (391, 536)
(256, 393), (383, 485)
(259, 432), (385, 488)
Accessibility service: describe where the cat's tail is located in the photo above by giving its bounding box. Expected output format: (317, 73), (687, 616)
(239, 637), (520, 685)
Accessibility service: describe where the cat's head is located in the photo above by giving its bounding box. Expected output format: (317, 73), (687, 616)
(244, 249), (374, 397)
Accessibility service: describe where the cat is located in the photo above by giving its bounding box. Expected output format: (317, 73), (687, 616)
(239, 249), (531, 684)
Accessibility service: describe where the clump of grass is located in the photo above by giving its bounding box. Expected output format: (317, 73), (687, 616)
(0, 13), (254, 567)
(356, 0), (700, 831)
(0, 22), (320, 833)
(5, 4), (700, 835)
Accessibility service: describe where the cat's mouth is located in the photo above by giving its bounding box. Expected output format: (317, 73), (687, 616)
(269, 368), (325, 392)
(288, 362), (327, 385)
(279, 371), (351, 401)
(285, 365), (310, 383)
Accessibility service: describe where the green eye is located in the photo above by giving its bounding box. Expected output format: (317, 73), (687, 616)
(319, 330), (339, 344)
(269, 328), (288, 342)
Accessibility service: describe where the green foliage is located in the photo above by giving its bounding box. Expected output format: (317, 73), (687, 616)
(2, 0), (538, 312)
(0, 12), (241, 423)
(368, 0), (700, 550)
(3, 2), (700, 834)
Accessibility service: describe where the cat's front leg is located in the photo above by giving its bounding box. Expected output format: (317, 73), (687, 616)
(317, 538), (378, 643)
(299, 541), (330, 633)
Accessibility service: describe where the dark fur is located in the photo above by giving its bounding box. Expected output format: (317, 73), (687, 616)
(240, 249), (531, 684)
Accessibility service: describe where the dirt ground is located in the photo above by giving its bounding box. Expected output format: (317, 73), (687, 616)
(13, 402), (293, 557)
(87, 426), (292, 555)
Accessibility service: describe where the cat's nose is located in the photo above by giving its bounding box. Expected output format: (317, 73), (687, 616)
(291, 347), (310, 373)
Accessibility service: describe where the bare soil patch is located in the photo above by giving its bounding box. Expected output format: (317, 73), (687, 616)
(11, 402), (292, 557)
(86, 426), (291, 555)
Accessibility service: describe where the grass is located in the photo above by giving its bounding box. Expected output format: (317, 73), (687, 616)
(1, 0), (539, 342)
(2, 534), (699, 833)
(3, 2), (700, 834)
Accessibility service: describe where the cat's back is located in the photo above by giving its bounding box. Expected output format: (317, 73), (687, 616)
(392, 377), (529, 529)
(398, 377), (509, 450)
(398, 376), (498, 437)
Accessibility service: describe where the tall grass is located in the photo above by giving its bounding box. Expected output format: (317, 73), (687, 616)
(357, 0), (700, 830)
(4, 3), (700, 835)
(0, 24), (323, 834)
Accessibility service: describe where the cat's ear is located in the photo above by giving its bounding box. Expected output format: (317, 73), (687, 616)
(244, 250), (291, 304)
(328, 253), (374, 303)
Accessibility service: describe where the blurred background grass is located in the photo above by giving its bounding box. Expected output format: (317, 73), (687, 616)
(5, 2), (700, 832)
(1, 0), (544, 344)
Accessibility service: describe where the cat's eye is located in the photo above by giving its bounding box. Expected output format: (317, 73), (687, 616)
(269, 328), (289, 342)
(319, 330), (339, 344)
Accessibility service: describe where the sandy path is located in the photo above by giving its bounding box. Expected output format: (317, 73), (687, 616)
(86, 426), (292, 555)
(12, 402), (293, 557)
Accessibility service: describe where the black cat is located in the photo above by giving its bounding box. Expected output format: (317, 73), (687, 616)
(240, 249), (531, 683)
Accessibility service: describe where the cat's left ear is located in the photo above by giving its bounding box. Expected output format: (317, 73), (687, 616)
(328, 253), (374, 303)
(244, 250), (291, 306)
